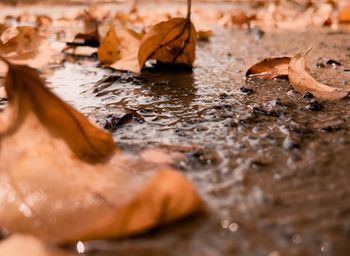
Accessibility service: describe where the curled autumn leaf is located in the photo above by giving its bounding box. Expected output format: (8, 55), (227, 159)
(2, 57), (116, 162)
(98, 25), (141, 73)
(288, 48), (348, 100)
(138, 0), (196, 70)
(246, 56), (291, 79)
(0, 59), (203, 243)
(98, 25), (121, 65)
(110, 52), (140, 73)
(0, 26), (41, 55)
(0, 26), (53, 74)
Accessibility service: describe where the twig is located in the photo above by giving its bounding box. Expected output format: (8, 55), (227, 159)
(187, 0), (192, 20)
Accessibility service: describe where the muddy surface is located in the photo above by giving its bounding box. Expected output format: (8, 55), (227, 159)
(2, 2), (350, 256)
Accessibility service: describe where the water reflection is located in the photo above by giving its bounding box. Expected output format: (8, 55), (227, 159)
(138, 70), (196, 125)
(81, 215), (233, 256)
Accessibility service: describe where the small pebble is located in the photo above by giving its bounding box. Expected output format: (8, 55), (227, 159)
(240, 86), (254, 95)
(325, 59), (341, 66)
(305, 100), (324, 111)
(302, 92), (314, 99)
(253, 107), (281, 117)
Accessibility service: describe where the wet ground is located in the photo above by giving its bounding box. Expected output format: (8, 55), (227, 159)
(3, 2), (350, 256)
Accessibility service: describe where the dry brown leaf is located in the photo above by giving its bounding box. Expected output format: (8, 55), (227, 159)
(246, 56), (291, 79)
(2, 59), (116, 162)
(0, 24), (8, 35)
(101, 1), (196, 72)
(126, 28), (144, 41)
(64, 11), (100, 56)
(65, 29), (100, 49)
(338, 4), (350, 23)
(138, 17), (197, 70)
(36, 15), (53, 28)
(0, 26), (53, 74)
(98, 25), (121, 65)
(219, 11), (254, 27)
(0, 60), (203, 243)
(98, 26), (141, 72)
(110, 52), (140, 73)
(0, 235), (73, 256)
(0, 27), (40, 55)
(288, 49), (349, 100)
(230, 11), (254, 26)
(197, 29), (212, 41)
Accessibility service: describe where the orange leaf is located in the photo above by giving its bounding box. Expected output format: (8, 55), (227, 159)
(109, 52), (140, 73)
(197, 29), (212, 41)
(98, 26), (141, 72)
(98, 25), (121, 65)
(288, 49), (348, 100)
(0, 26), (53, 74)
(3, 61), (116, 163)
(0, 60), (203, 243)
(138, 17), (197, 70)
(246, 56), (291, 79)
(338, 4), (350, 23)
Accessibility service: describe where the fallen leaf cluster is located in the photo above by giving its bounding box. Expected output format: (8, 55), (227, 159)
(246, 48), (349, 100)
(214, 0), (350, 29)
(96, 1), (197, 73)
(0, 0), (348, 75)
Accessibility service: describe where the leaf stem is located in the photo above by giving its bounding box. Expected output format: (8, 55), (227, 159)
(187, 0), (192, 20)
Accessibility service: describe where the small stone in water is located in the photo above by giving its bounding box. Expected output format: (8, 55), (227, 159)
(104, 113), (133, 132)
(240, 86), (254, 95)
(291, 233), (302, 244)
(325, 59), (341, 66)
(229, 222), (239, 232)
(253, 107), (281, 117)
(302, 92), (314, 99)
(305, 100), (324, 111)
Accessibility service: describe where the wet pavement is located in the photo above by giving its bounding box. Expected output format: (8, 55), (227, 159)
(2, 2), (350, 256)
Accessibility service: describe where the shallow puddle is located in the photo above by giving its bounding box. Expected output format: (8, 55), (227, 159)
(44, 26), (350, 256)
